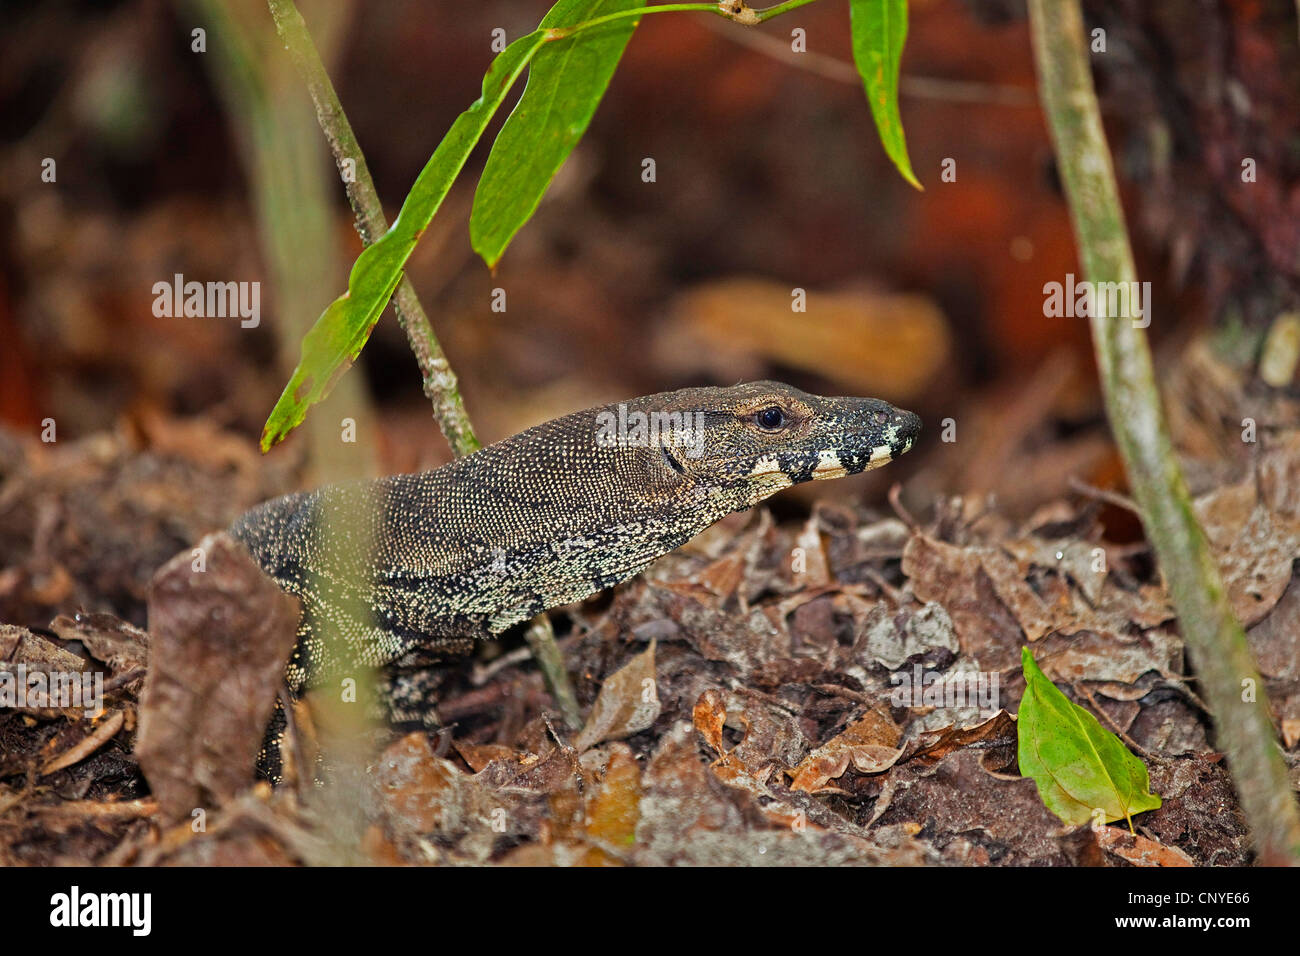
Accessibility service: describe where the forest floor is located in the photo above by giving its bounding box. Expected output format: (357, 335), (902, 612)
(1, 337), (1297, 867)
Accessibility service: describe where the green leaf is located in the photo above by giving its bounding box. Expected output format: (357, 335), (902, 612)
(470, 0), (645, 268)
(1017, 647), (1161, 832)
(849, 0), (922, 190)
(260, 30), (549, 452)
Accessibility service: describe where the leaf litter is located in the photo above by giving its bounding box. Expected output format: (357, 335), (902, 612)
(3, 346), (1298, 866)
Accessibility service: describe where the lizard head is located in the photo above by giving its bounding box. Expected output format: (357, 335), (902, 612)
(628, 380), (921, 509)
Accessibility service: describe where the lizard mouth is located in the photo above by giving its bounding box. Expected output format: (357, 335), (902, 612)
(720, 405), (922, 484)
(810, 449), (850, 480)
(738, 443), (894, 484)
(821, 407), (922, 477)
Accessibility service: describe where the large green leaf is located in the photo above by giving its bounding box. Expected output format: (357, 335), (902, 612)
(1017, 647), (1161, 831)
(470, 0), (645, 268)
(260, 30), (548, 452)
(849, 0), (922, 190)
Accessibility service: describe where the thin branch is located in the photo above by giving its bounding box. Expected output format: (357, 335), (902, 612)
(525, 614), (583, 730)
(265, 0), (591, 717)
(266, 0), (480, 457)
(753, 0), (820, 22)
(1067, 476), (1138, 514)
(1028, 0), (1300, 864)
(701, 15), (1035, 106)
(547, 0), (821, 38)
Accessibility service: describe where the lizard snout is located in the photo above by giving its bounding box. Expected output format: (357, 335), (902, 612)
(841, 400), (921, 473)
(889, 408), (922, 459)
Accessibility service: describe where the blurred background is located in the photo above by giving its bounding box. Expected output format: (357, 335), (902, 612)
(2, 0), (1299, 596)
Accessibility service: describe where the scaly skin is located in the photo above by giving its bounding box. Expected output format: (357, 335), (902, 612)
(230, 381), (921, 693)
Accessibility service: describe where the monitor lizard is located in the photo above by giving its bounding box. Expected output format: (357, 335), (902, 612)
(229, 381), (920, 765)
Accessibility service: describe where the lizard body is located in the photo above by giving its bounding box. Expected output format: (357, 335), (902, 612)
(230, 381), (920, 694)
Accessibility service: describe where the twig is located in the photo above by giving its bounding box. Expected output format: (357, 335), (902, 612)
(811, 683), (877, 707)
(267, 0), (585, 717)
(546, 0), (822, 39)
(700, 14), (1036, 106)
(887, 482), (919, 531)
(1028, 0), (1300, 864)
(862, 567), (905, 605)
(1067, 476), (1139, 514)
(730, 682), (804, 715)
(266, 0), (480, 457)
(525, 614), (583, 730)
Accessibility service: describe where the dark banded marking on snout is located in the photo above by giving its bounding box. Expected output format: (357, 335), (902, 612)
(747, 443), (903, 487)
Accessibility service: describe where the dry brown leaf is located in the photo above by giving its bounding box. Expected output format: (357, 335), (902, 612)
(980, 547), (1058, 641)
(135, 532), (300, 822)
(1195, 478), (1300, 626)
(1247, 573), (1300, 680)
(455, 742), (516, 773)
(577, 744), (641, 865)
(49, 613), (149, 675)
(901, 534), (1025, 669)
(903, 530), (1179, 673)
(909, 709), (1017, 764)
(574, 640), (660, 752)
(854, 599), (958, 670)
(374, 733), (464, 833)
(792, 512), (832, 588)
(789, 708), (902, 792)
(1094, 825), (1194, 866)
(0, 624), (99, 719)
(1032, 629), (1183, 686)
(657, 277), (950, 400)
(692, 688), (727, 753)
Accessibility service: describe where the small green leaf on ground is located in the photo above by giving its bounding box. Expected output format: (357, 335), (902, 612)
(849, 0), (922, 190)
(1017, 646), (1161, 832)
(260, 30), (549, 452)
(471, 0), (646, 268)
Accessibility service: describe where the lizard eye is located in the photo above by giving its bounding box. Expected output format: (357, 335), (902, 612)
(873, 410), (890, 425)
(755, 407), (785, 430)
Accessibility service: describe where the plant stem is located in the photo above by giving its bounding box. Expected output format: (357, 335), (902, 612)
(525, 614), (583, 730)
(267, 0), (480, 457)
(269, 0), (825, 457)
(548, 0), (820, 38)
(191, 0), (377, 483)
(754, 0), (820, 22)
(267, 0), (584, 718)
(1028, 0), (1300, 865)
